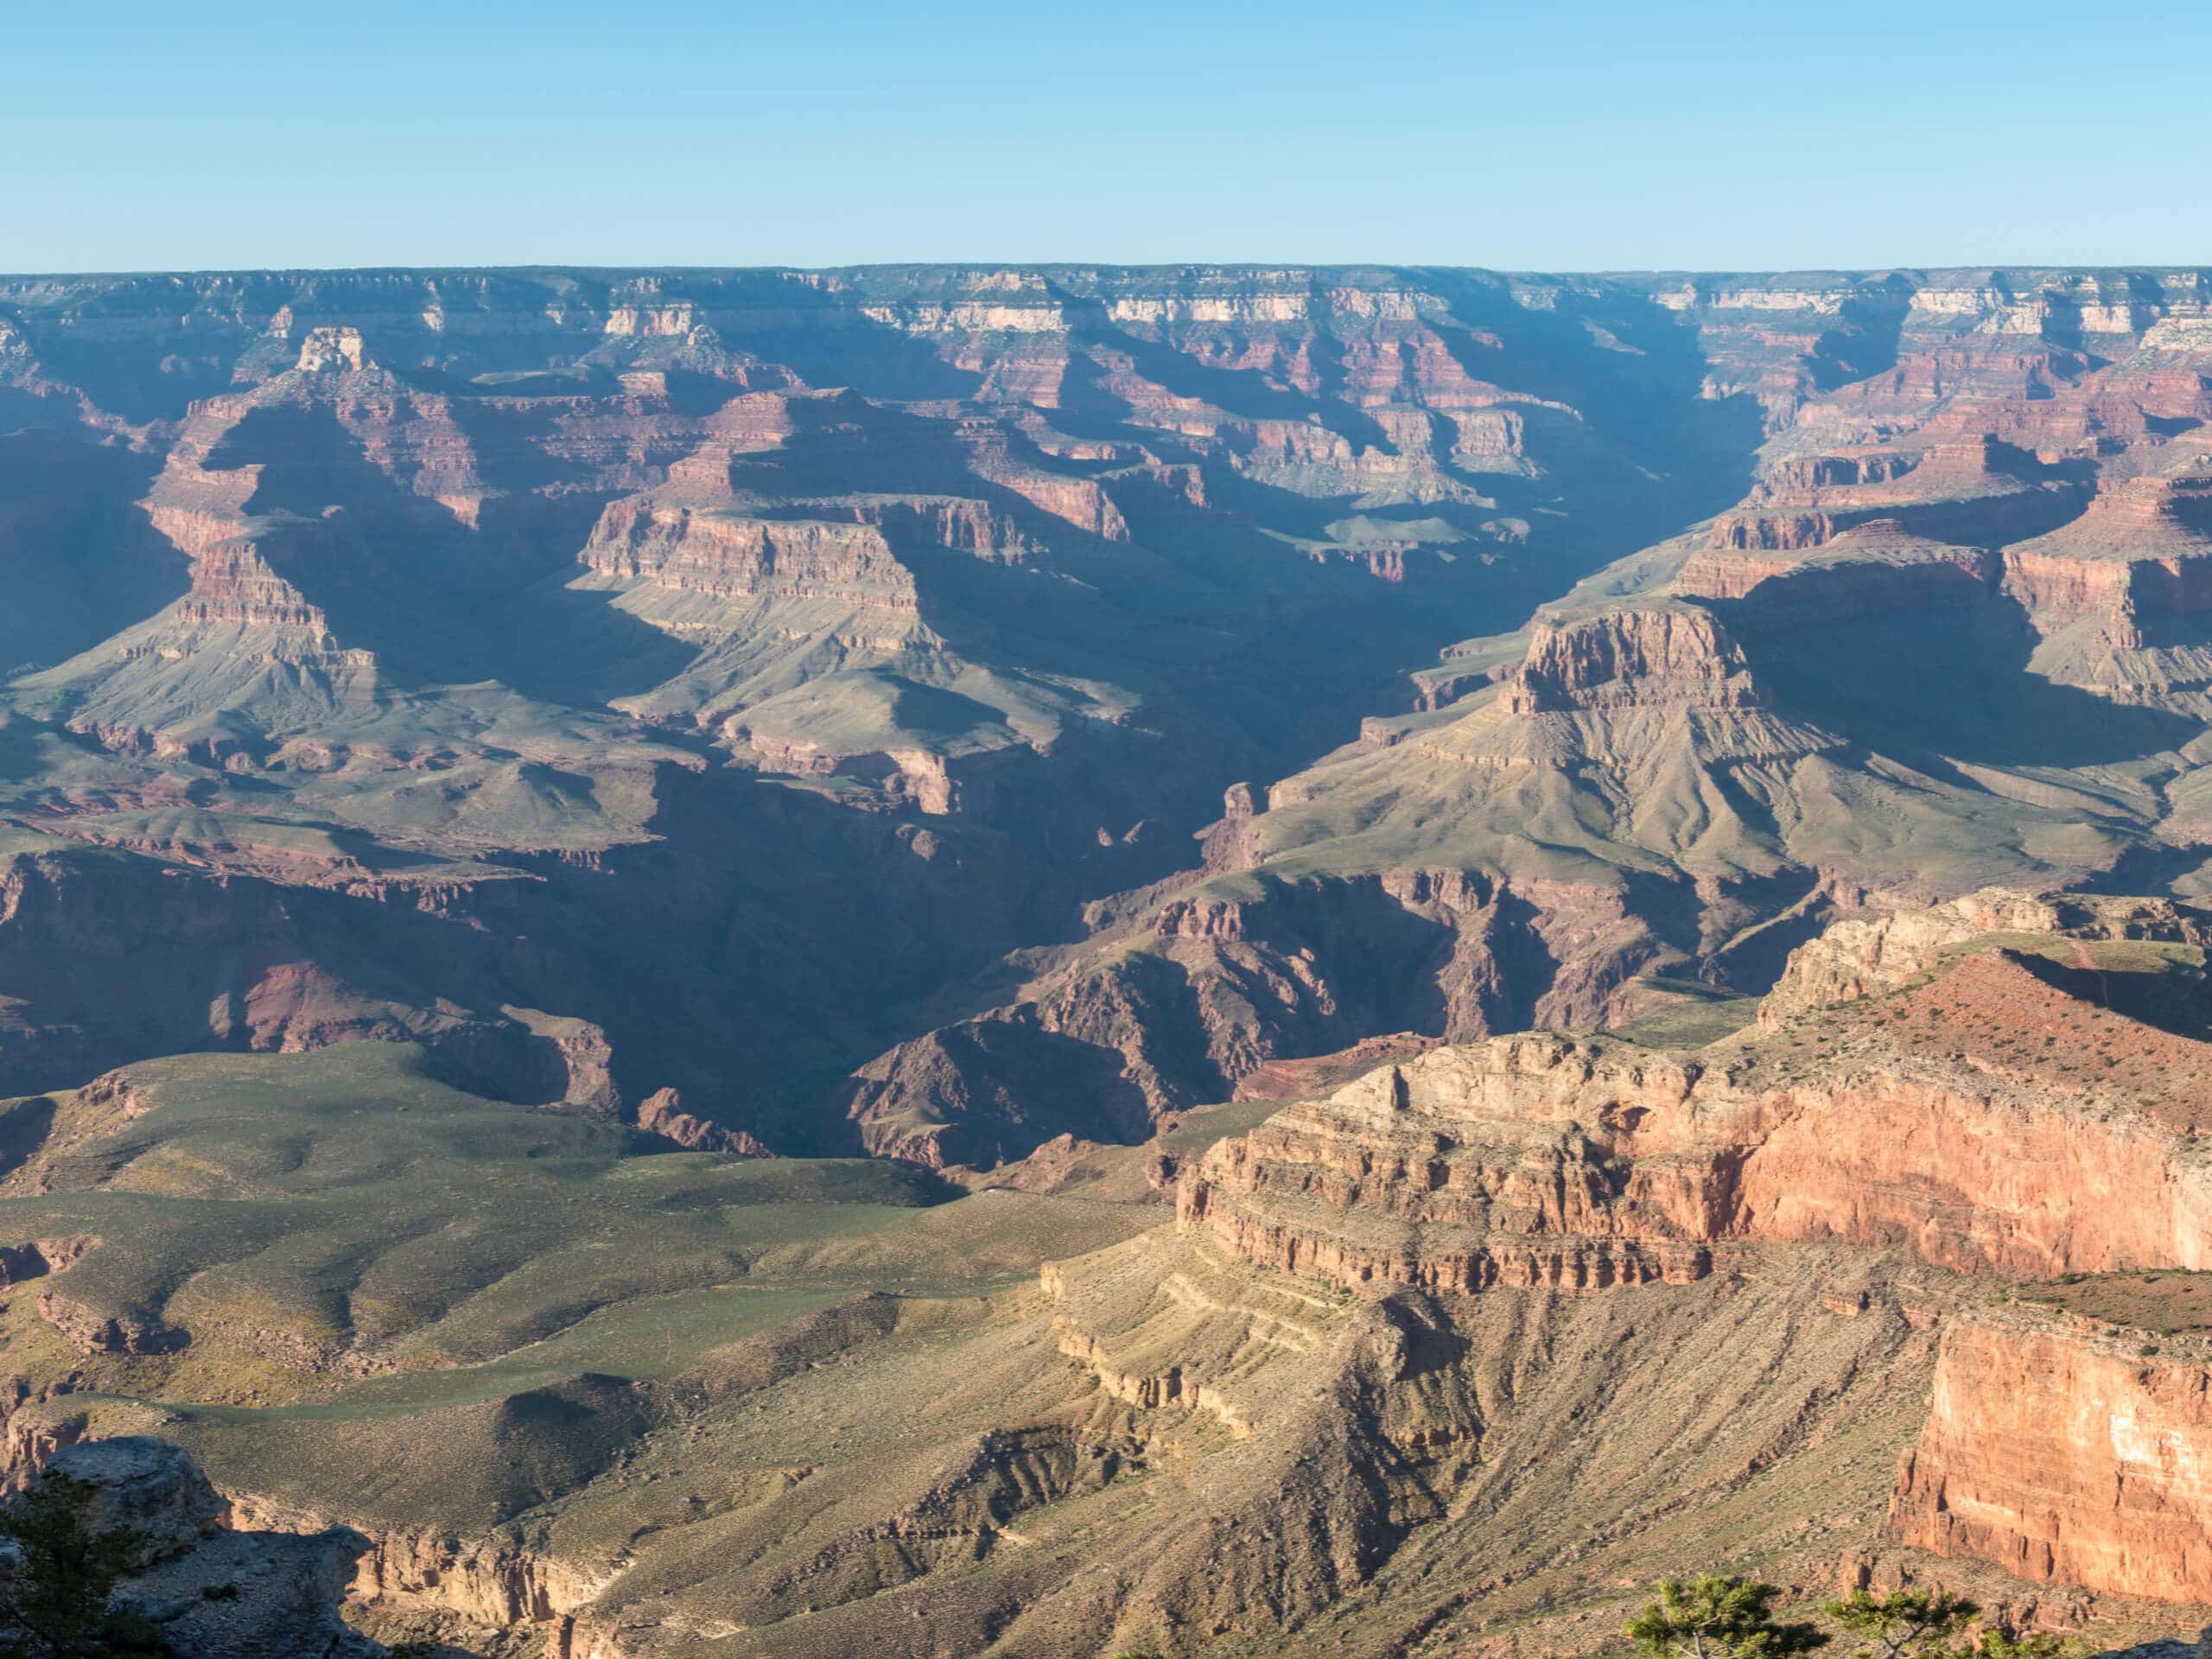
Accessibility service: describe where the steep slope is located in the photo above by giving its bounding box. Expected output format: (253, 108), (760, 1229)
(1179, 891), (2212, 1292)
(843, 270), (2212, 1160)
(1153, 889), (2212, 1645)
(3, 894), (2210, 1656)
(0, 264), (1767, 1143)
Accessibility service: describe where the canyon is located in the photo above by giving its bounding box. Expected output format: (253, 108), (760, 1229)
(3, 891), (2211, 1656)
(4, 264), (2212, 1654)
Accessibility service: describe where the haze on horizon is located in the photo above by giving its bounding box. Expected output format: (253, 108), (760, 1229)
(8, 0), (2209, 276)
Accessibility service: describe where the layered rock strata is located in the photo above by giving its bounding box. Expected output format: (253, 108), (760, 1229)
(1178, 891), (2212, 1611)
(1895, 1307), (2212, 1603)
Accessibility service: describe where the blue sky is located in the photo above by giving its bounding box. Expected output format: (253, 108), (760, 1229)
(6, 0), (2208, 273)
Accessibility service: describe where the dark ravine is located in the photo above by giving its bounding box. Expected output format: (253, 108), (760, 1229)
(0, 263), (1777, 1152)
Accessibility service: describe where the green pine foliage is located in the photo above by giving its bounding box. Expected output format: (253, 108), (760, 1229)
(1625, 1575), (1831, 1659)
(1821, 1587), (2074, 1659)
(1823, 1588), (1983, 1659)
(0, 1473), (166, 1658)
(1975, 1631), (2073, 1659)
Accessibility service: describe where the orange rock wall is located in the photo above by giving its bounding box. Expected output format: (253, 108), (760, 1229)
(1896, 1315), (2212, 1602)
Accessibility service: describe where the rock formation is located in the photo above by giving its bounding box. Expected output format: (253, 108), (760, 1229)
(833, 270), (2212, 1160)
(1170, 888), (2212, 1623)
(2, 894), (2212, 1653)
(0, 261), (1775, 1144)
(9, 264), (2212, 1162)
(636, 1084), (773, 1155)
(1895, 1306), (2212, 1604)
(15, 1437), (380, 1658)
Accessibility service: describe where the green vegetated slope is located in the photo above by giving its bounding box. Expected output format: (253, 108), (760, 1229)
(0, 1046), (1166, 1527)
(8, 906), (2212, 1659)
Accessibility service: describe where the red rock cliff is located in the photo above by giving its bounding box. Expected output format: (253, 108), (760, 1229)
(1895, 1309), (2212, 1603)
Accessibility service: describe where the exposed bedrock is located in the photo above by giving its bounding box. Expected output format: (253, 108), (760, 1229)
(226, 1492), (624, 1637)
(20, 1437), (384, 1659)
(1178, 1012), (2212, 1294)
(833, 867), (1665, 1166)
(830, 443), (2212, 1168)
(578, 497), (922, 604)
(1895, 1310), (2212, 1605)
(1174, 889), (2212, 1614)
(1503, 606), (1762, 715)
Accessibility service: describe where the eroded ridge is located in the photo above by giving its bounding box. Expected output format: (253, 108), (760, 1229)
(1178, 888), (2212, 1611)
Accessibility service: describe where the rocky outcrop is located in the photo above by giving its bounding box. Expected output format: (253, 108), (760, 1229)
(8, 1428), (617, 1649)
(0, 1234), (96, 1285)
(226, 1493), (624, 1636)
(42, 1435), (227, 1560)
(1052, 1325), (1252, 1434)
(1166, 891), (2212, 1621)
(1182, 1020), (2212, 1294)
(1176, 1038), (1720, 1294)
(1895, 1308), (2212, 1604)
(839, 866), (1618, 1166)
(1758, 887), (2212, 1027)
(1709, 437), (2084, 554)
(579, 499), (918, 607)
(1501, 606), (1760, 715)
(168, 526), (334, 633)
(22, 1437), (381, 1659)
(637, 1085), (774, 1156)
(1184, 894), (2212, 1295)
(1677, 524), (2001, 620)
(1232, 1032), (1441, 1102)
(36, 1289), (188, 1357)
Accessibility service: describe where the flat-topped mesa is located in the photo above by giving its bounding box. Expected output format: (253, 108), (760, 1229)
(1710, 435), (2082, 552)
(1181, 892), (2212, 1296)
(1499, 606), (1760, 715)
(834, 494), (1038, 563)
(1762, 452), (1921, 493)
(577, 500), (919, 606)
(578, 485), (1048, 613)
(2000, 473), (2212, 621)
(1675, 521), (1999, 617)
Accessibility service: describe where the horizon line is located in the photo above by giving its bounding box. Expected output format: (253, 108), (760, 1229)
(4, 259), (2210, 284)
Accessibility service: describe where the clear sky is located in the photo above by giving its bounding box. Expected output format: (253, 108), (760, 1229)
(7, 0), (2208, 275)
